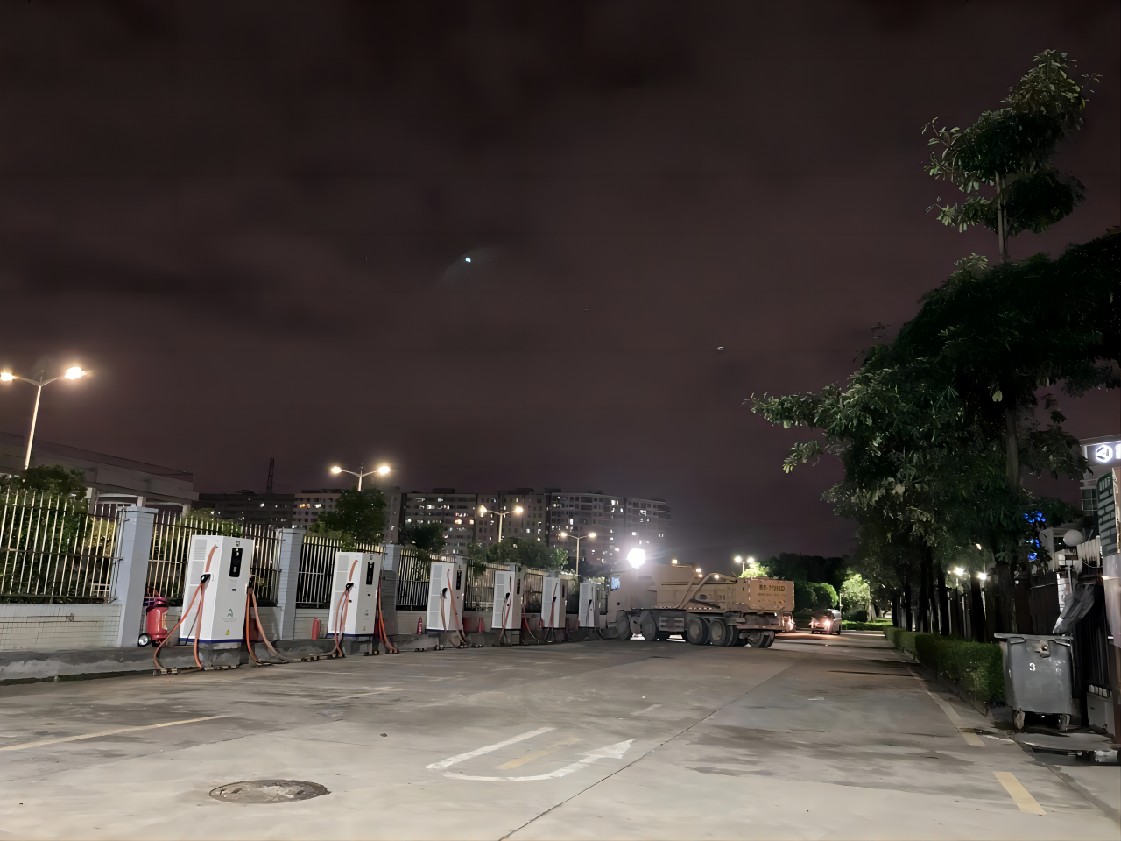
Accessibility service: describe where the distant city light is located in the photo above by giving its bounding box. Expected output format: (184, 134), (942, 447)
(627, 548), (646, 569)
(464, 256), (472, 263)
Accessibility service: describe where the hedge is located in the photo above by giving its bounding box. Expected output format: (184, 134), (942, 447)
(882, 627), (1004, 705)
(842, 620), (891, 631)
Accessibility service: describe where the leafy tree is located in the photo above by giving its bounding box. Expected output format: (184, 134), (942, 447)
(840, 573), (871, 617)
(465, 539), (570, 572)
(758, 553), (846, 591)
(924, 50), (1098, 261)
(1, 465), (87, 498)
(400, 522), (446, 559)
(310, 489), (386, 549)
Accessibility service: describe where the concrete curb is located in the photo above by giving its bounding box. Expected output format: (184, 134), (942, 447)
(0, 629), (607, 684)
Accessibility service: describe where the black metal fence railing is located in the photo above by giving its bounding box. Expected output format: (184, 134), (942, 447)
(296, 535), (382, 609)
(396, 547), (431, 611)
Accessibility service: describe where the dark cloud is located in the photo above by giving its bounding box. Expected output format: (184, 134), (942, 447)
(1, 1), (1118, 568)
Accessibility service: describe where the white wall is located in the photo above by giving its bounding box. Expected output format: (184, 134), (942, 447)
(0, 604), (122, 651)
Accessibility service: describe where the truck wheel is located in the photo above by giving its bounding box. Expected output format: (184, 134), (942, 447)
(685, 616), (709, 646)
(745, 631), (766, 648)
(707, 618), (729, 647)
(615, 612), (632, 640)
(639, 612), (659, 641)
(761, 631), (776, 648)
(731, 631), (749, 647)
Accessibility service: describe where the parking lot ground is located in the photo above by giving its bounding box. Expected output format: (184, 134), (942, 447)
(1, 631), (1118, 840)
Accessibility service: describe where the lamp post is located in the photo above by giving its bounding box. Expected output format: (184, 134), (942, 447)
(328, 462), (391, 491)
(1, 365), (86, 470)
(479, 504), (523, 542)
(559, 530), (596, 577)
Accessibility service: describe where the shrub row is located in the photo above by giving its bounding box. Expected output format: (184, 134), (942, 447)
(842, 620), (890, 631)
(883, 627), (1005, 705)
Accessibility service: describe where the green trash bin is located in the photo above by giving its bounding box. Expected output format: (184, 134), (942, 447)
(994, 633), (1078, 731)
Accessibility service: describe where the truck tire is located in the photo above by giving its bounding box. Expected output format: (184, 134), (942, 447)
(745, 630), (766, 648)
(639, 611), (659, 641)
(707, 618), (729, 647)
(731, 632), (750, 647)
(685, 615), (708, 646)
(615, 612), (632, 640)
(761, 631), (776, 648)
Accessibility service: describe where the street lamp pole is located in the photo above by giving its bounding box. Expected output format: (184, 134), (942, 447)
(559, 530), (596, 577)
(329, 462), (391, 491)
(1, 366), (87, 470)
(479, 505), (523, 542)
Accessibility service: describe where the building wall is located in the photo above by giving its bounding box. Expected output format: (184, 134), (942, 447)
(402, 490), (480, 556)
(0, 604), (122, 651)
(197, 491), (295, 527)
(293, 488), (344, 529)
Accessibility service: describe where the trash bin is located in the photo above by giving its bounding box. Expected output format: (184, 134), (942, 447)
(994, 633), (1078, 731)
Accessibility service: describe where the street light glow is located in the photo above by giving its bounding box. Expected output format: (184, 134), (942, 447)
(733, 555), (744, 564)
(375, 463), (391, 476)
(63, 366), (86, 380)
(626, 548), (646, 569)
(478, 505), (488, 515)
(0, 371), (13, 382)
(977, 572), (988, 581)
(329, 465), (343, 475)
(953, 567), (965, 577)
(513, 505), (524, 515)
(695, 567), (703, 575)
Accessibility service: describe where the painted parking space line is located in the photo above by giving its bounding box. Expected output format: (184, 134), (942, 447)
(994, 771), (1047, 816)
(497, 737), (581, 769)
(632, 704), (662, 716)
(447, 740), (634, 783)
(427, 728), (554, 771)
(0, 715), (227, 752)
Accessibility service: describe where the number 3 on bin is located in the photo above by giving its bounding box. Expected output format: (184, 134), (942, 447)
(1028, 662), (1036, 671)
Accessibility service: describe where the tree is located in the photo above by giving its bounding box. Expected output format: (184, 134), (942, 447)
(465, 539), (570, 573)
(1, 465), (87, 498)
(758, 553), (847, 591)
(310, 489), (386, 549)
(840, 573), (871, 618)
(400, 522), (446, 559)
(924, 50), (1098, 262)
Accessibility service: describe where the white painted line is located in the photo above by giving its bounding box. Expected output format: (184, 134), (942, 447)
(426, 727), (554, 771)
(909, 669), (984, 748)
(632, 704), (662, 716)
(446, 740), (634, 782)
(0, 715), (228, 752)
(994, 771), (1046, 815)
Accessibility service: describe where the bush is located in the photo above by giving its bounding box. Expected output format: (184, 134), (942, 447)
(883, 628), (1004, 705)
(842, 620), (887, 630)
(793, 607), (814, 626)
(849, 609), (869, 623)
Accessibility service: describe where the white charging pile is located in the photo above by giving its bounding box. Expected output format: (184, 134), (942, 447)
(329, 552), (382, 640)
(427, 560), (466, 633)
(491, 565), (524, 638)
(579, 580), (602, 629)
(541, 574), (567, 630)
(179, 535), (253, 645)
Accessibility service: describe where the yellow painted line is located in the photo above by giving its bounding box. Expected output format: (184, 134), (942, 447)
(994, 771), (1046, 816)
(0, 715), (227, 752)
(497, 737), (581, 769)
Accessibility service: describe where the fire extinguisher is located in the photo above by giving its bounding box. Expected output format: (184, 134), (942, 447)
(138, 592), (169, 647)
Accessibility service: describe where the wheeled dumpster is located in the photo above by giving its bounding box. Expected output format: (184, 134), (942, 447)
(994, 633), (1078, 731)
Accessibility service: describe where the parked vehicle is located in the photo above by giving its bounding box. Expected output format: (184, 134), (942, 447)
(607, 564), (794, 648)
(810, 609), (841, 635)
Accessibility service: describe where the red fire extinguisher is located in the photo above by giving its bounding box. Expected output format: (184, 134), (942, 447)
(139, 592), (169, 647)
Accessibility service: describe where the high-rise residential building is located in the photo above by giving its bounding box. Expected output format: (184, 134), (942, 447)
(546, 491), (626, 570)
(197, 491), (295, 527)
(624, 496), (672, 562)
(400, 489), (480, 556)
(477, 489), (549, 545)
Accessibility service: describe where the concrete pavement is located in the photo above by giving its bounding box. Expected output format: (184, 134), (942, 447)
(0, 630), (1117, 840)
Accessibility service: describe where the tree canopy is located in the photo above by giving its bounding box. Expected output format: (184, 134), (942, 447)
(310, 489), (387, 549)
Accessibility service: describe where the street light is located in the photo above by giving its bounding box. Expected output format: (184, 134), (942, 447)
(479, 504), (523, 542)
(558, 530), (596, 577)
(0, 364), (87, 470)
(695, 567), (703, 575)
(626, 547), (646, 569)
(328, 462), (391, 491)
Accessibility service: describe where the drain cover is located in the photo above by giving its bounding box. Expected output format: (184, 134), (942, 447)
(209, 780), (329, 804)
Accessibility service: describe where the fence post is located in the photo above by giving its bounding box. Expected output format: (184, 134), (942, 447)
(112, 505), (158, 648)
(380, 544), (401, 636)
(275, 527), (306, 639)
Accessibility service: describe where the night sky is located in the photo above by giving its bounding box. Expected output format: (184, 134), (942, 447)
(2, 1), (1118, 570)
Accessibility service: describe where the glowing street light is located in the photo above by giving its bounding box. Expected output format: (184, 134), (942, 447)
(558, 530), (596, 577)
(695, 567), (703, 575)
(953, 567), (965, 577)
(626, 547), (646, 569)
(479, 504), (523, 542)
(976, 571), (989, 582)
(328, 462), (391, 491)
(1, 364), (87, 470)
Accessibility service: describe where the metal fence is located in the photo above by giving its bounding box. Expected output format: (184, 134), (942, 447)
(523, 571), (544, 613)
(146, 511), (281, 605)
(396, 547), (431, 610)
(297, 535), (382, 608)
(0, 489), (120, 604)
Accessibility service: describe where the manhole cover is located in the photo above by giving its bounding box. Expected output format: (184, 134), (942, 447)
(209, 780), (329, 804)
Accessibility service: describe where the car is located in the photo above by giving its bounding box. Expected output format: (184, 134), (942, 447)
(810, 609), (842, 635)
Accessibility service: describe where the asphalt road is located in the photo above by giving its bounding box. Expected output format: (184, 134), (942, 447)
(0, 631), (1118, 840)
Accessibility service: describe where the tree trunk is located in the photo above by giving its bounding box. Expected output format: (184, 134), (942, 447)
(995, 172), (1009, 262)
(918, 552), (932, 633)
(890, 589), (900, 627)
(902, 576), (914, 632)
(1003, 404), (1020, 491)
(969, 575), (987, 642)
(938, 567), (951, 636)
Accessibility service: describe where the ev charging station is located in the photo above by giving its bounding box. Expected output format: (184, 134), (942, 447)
(578, 580), (602, 629)
(328, 551), (382, 639)
(491, 565), (524, 630)
(427, 559), (466, 632)
(541, 574), (567, 629)
(179, 535), (252, 645)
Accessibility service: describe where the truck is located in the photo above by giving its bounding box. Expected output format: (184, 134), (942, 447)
(606, 564), (794, 648)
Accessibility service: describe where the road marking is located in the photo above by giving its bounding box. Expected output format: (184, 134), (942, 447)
(908, 669), (984, 747)
(447, 740), (634, 782)
(632, 704), (662, 716)
(497, 737), (580, 769)
(426, 728), (554, 771)
(994, 771), (1046, 815)
(0, 715), (227, 752)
